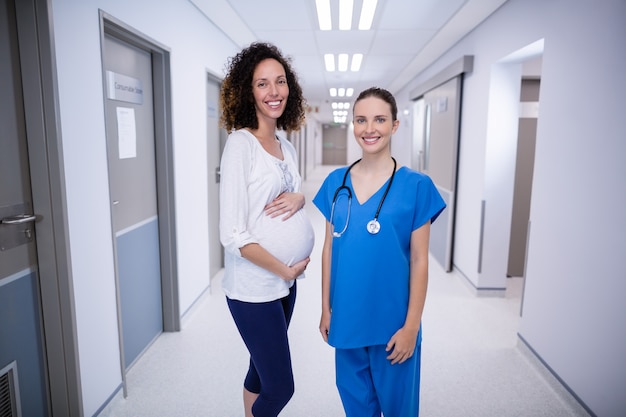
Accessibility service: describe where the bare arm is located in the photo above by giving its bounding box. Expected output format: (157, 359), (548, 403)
(319, 220), (333, 342)
(385, 221), (431, 364)
(240, 243), (309, 281)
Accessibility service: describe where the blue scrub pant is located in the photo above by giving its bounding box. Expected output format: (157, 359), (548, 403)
(335, 343), (421, 417)
(226, 282), (297, 417)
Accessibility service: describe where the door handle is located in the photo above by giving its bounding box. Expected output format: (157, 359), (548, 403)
(0, 214), (37, 225)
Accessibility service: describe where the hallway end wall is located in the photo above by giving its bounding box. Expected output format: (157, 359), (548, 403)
(394, 0), (626, 415)
(51, 0), (239, 415)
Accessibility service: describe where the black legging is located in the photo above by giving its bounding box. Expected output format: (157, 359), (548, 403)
(226, 282), (297, 417)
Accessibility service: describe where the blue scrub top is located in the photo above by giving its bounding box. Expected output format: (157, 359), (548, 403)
(313, 166), (446, 349)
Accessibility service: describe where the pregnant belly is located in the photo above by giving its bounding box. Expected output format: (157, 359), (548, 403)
(257, 210), (314, 265)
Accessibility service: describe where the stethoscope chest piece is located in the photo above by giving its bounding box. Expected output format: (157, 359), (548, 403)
(366, 219), (381, 234)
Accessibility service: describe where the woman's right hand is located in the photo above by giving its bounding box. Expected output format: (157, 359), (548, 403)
(282, 257), (310, 281)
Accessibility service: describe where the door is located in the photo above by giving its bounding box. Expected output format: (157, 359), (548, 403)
(103, 34), (163, 369)
(0, 0), (48, 414)
(420, 77), (463, 272)
(207, 74), (224, 279)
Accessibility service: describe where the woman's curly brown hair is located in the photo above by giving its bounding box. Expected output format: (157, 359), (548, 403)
(220, 42), (306, 133)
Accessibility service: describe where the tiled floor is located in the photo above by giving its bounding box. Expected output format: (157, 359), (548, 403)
(99, 165), (590, 417)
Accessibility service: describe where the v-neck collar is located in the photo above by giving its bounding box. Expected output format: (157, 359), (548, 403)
(346, 167), (402, 206)
(243, 129), (284, 161)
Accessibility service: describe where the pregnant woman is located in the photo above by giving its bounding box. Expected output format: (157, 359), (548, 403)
(218, 42), (314, 417)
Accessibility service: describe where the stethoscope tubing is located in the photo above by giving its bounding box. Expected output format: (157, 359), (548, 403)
(330, 157), (397, 237)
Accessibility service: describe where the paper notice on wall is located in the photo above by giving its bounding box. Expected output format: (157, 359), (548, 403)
(116, 106), (137, 159)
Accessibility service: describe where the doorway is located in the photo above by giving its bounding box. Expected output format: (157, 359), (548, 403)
(479, 40), (543, 293)
(409, 56), (473, 273)
(207, 73), (225, 280)
(100, 13), (178, 393)
(420, 77), (462, 272)
(508, 76), (541, 278)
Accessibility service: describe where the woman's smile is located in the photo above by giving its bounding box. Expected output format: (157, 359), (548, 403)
(265, 99), (283, 110)
(362, 135), (381, 145)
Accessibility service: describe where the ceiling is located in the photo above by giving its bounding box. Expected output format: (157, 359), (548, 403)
(192, 0), (508, 124)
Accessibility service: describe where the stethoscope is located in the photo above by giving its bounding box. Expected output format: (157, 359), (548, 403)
(329, 157), (397, 237)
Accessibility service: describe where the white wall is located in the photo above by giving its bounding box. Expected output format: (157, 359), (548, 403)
(479, 61), (523, 288)
(50, 0), (238, 415)
(394, 0), (626, 415)
(346, 122), (360, 163)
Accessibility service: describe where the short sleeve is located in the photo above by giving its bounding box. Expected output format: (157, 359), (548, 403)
(412, 174), (446, 230)
(313, 168), (345, 221)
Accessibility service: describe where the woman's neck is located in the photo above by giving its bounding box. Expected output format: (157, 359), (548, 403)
(248, 117), (277, 144)
(357, 152), (396, 175)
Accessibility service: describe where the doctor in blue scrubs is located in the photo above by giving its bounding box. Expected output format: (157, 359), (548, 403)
(313, 87), (446, 417)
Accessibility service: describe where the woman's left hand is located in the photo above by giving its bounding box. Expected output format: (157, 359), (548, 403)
(385, 326), (419, 365)
(265, 192), (305, 220)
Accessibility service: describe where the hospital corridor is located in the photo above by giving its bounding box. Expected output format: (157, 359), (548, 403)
(97, 165), (588, 417)
(2, 0), (624, 416)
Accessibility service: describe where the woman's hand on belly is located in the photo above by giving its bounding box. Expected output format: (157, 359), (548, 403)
(264, 192), (305, 220)
(284, 256), (310, 281)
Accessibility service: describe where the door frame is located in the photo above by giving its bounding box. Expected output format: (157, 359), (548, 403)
(206, 72), (225, 282)
(100, 11), (179, 331)
(14, 0), (82, 415)
(99, 11), (179, 394)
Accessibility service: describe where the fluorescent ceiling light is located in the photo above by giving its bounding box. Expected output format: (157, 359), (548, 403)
(339, 0), (353, 30)
(338, 54), (349, 72)
(324, 54), (335, 72)
(358, 0), (377, 30)
(351, 54), (363, 71)
(316, 0), (332, 30)
(330, 88), (337, 97)
(334, 115), (347, 123)
(338, 88), (346, 97)
(346, 88), (354, 97)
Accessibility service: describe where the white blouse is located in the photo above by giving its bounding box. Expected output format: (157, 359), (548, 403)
(219, 129), (315, 302)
